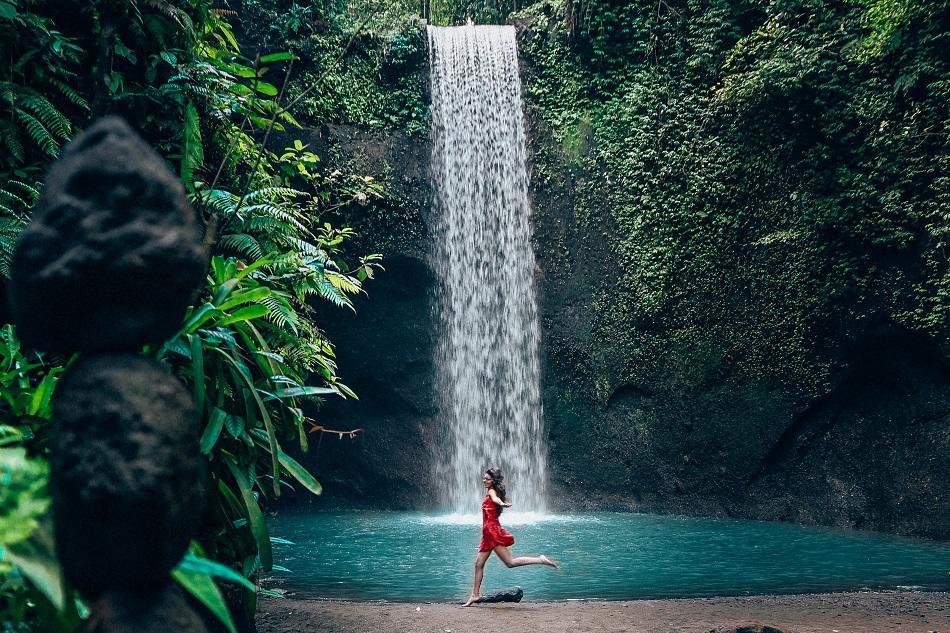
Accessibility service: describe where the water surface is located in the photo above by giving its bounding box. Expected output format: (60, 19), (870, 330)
(266, 511), (950, 601)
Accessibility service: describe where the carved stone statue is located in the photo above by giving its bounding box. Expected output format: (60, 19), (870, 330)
(9, 117), (210, 632)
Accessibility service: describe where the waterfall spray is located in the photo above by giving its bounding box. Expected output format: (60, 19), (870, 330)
(428, 24), (547, 514)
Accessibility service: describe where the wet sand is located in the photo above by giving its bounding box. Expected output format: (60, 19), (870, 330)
(256, 590), (949, 633)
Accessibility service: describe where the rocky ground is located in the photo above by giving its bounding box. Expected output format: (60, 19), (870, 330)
(256, 590), (949, 633)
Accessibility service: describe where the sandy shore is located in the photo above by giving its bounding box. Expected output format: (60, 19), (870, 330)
(256, 591), (949, 633)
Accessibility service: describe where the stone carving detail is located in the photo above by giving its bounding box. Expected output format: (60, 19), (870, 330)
(9, 117), (209, 632)
(50, 354), (204, 597)
(9, 116), (207, 354)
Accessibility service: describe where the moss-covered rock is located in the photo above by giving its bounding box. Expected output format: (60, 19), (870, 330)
(275, 6), (950, 539)
(516, 0), (950, 538)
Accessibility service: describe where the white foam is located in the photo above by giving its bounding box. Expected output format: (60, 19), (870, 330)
(417, 512), (600, 526)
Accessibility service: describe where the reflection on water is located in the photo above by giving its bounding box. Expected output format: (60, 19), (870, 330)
(266, 511), (950, 602)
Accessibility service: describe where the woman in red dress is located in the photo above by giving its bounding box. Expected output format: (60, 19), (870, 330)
(462, 467), (559, 606)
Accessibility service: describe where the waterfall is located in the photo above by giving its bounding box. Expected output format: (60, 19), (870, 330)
(427, 24), (547, 514)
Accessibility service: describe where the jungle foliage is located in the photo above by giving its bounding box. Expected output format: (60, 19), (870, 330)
(2, 0), (947, 628)
(517, 0), (950, 399)
(0, 1), (385, 631)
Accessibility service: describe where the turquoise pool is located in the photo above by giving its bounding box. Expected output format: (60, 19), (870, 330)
(265, 511), (950, 602)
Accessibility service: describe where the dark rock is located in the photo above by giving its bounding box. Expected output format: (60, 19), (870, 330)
(707, 625), (791, 633)
(9, 116), (207, 354)
(0, 274), (10, 326)
(88, 584), (209, 633)
(269, 92), (950, 539)
(304, 253), (438, 510)
(473, 586), (523, 603)
(50, 354), (204, 597)
(268, 123), (438, 511)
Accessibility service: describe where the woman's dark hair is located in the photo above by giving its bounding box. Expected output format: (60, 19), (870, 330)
(485, 467), (507, 515)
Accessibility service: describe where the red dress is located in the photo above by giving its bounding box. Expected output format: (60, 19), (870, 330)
(479, 494), (515, 552)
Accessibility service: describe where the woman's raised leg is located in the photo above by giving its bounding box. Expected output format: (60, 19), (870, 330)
(462, 551), (491, 606)
(493, 546), (559, 569)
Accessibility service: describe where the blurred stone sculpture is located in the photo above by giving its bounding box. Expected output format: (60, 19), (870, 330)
(8, 117), (209, 632)
(50, 355), (203, 596)
(9, 116), (207, 354)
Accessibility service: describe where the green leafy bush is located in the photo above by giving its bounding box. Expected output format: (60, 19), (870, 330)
(0, 1), (389, 630)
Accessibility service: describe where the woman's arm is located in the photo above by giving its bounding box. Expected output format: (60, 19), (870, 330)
(488, 489), (512, 507)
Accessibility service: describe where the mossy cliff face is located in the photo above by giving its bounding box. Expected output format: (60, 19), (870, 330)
(287, 6), (949, 539)
(267, 24), (438, 507)
(516, 0), (949, 538)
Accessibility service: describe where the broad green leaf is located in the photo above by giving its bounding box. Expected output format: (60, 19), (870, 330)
(217, 305), (269, 326)
(277, 450), (321, 496)
(259, 52), (296, 63)
(200, 408), (226, 454)
(236, 254), (274, 279)
(4, 524), (65, 610)
(27, 370), (59, 416)
(216, 348), (280, 495)
(225, 414), (245, 439)
(218, 287), (271, 311)
(224, 457), (272, 571)
(175, 553), (255, 591)
(213, 278), (240, 305)
(182, 303), (222, 334)
(0, 2), (16, 20)
(253, 82), (278, 96)
(181, 100), (204, 193)
(189, 334), (205, 415)
(263, 386), (336, 401)
(172, 566), (237, 633)
(0, 425), (23, 447)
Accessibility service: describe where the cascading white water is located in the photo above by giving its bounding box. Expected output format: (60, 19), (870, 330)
(427, 24), (547, 515)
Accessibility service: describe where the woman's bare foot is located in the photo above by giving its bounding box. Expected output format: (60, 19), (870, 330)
(540, 555), (560, 570)
(461, 594), (479, 607)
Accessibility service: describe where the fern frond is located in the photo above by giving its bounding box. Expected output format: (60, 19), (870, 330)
(261, 294), (299, 333)
(314, 276), (354, 310)
(20, 94), (71, 139)
(325, 270), (363, 296)
(195, 188), (238, 216)
(286, 236), (324, 257)
(243, 203), (310, 234)
(14, 110), (59, 156)
(49, 79), (90, 110)
(244, 216), (295, 237)
(243, 187), (303, 204)
(0, 216), (26, 277)
(5, 180), (39, 201)
(0, 121), (24, 163)
(218, 233), (264, 259)
(138, 0), (196, 42)
(181, 100), (204, 190)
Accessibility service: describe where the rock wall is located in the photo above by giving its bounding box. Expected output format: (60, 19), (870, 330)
(278, 123), (441, 509)
(286, 19), (949, 540)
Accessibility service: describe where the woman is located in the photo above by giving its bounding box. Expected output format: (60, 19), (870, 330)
(462, 467), (559, 606)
